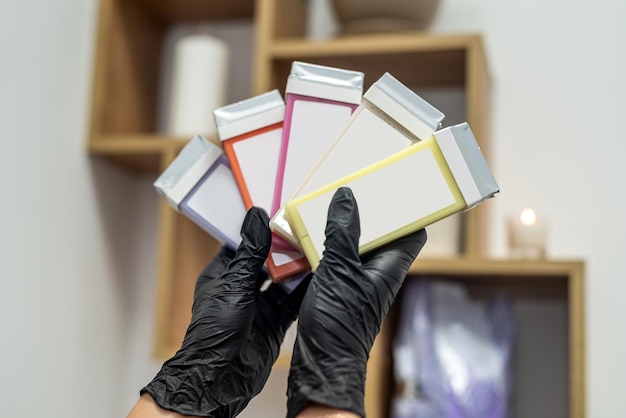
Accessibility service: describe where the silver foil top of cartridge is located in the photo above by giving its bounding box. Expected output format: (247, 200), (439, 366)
(364, 72), (445, 139)
(214, 89), (285, 128)
(286, 61), (364, 104)
(214, 90), (286, 140)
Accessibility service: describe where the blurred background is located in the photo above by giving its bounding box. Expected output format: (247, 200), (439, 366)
(0, 0), (624, 417)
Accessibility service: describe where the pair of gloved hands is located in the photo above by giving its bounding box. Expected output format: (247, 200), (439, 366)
(141, 188), (427, 418)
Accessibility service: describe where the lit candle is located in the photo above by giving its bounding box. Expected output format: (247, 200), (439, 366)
(508, 208), (547, 259)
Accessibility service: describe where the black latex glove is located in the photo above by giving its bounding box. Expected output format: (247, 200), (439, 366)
(286, 187), (427, 418)
(141, 207), (310, 418)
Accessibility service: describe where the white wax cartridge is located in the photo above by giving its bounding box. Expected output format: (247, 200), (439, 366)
(270, 72), (445, 247)
(153, 135), (223, 210)
(268, 62), (365, 281)
(285, 122), (499, 271)
(154, 135), (246, 249)
(180, 156), (247, 249)
(214, 89), (285, 212)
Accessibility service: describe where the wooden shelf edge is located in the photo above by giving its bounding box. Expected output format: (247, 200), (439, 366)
(269, 32), (483, 58)
(87, 135), (189, 154)
(87, 136), (212, 172)
(409, 257), (584, 276)
(131, 0), (256, 23)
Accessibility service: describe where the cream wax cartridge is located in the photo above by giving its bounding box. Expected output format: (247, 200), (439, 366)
(214, 89), (285, 212)
(267, 61), (364, 281)
(154, 135), (246, 249)
(270, 72), (445, 248)
(285, 122), (499, 271)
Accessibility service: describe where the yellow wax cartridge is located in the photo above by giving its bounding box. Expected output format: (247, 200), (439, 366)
(285, 122), (499, 271)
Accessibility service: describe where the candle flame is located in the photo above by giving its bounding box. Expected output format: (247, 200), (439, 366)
(520, 208), (537, 226)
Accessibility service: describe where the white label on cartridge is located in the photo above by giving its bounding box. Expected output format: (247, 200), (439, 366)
(281, 100), (352, 205)
(185, 164), (246, 246)
(299, 107), (415, 196)
(232, 128), (282, 212)
(296, 147), (456, 259)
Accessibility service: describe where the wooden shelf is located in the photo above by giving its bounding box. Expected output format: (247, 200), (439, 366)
(375, 258), (585, 418)
(257, 33), (484, 94)
(269, 32), (482, 57)
(88, 135), (219, 173)
(409, 257), (583, 276)
(130, 0), (255, 23)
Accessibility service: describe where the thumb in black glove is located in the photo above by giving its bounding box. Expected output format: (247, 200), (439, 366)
(286, 187), (427, 418)
(141, 207), (310, 417)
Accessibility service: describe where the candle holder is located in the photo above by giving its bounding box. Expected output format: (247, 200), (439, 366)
(508, 208), (547, 259)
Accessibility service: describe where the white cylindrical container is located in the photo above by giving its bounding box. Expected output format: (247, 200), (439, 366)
(167, 34), (229, 139)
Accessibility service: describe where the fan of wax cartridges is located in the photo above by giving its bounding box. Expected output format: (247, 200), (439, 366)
(154, 61), (499, 291)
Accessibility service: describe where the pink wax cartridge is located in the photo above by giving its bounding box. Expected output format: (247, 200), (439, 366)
(267, 61), (364, 281)
(272, 61), (364, 214)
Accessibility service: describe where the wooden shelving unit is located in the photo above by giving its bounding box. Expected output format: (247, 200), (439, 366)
(87, 1), (585, 417)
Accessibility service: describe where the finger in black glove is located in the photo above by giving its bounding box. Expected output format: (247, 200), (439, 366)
(287, 187), (427, 418)
(142, 207), (311, 418)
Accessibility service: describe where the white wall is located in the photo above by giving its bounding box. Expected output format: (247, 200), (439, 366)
(0, 1), (155, 417)
(428, 1), (626, 417)
(1, 0), (625, 417)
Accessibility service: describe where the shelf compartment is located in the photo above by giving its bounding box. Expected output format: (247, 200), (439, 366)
(130, 0), (254, 23)
(259, 33), (483, 92)
(90, 0), (166, 139)
(88, 0), (255, 172)
(365, 259), (585, 418)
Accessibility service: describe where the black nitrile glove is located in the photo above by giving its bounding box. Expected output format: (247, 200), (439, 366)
(141, 207), (310, 418)
(286, 187), (427, 418)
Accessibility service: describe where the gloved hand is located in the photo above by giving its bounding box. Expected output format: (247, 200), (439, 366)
(286, 187), (427, 418)
(141, 207), (310, 418)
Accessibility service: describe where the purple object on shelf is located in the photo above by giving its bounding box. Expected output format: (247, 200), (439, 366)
(391, 279), (515, 418)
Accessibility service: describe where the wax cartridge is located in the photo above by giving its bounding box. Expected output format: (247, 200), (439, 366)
(268, 61), (364, 280)
(285, 122), (499, 271)
(214, 90), (308, 285)
(154, 135), (246, 249)
(214, 89), (285, 212)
